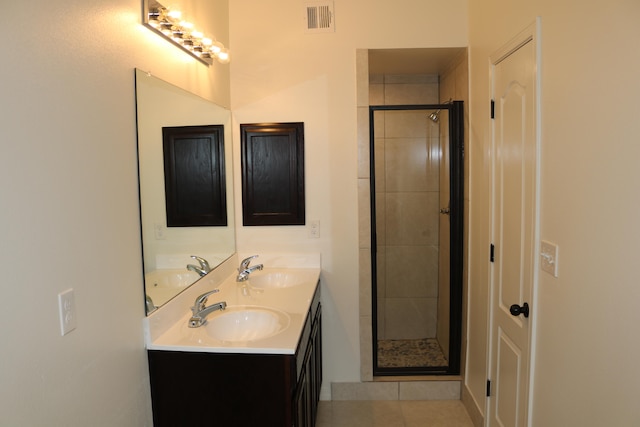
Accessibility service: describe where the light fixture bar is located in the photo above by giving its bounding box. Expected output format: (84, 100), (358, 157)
(143, 0), (230, 66)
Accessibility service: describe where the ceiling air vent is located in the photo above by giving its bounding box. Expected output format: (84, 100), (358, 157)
(304, 2), (335, 33)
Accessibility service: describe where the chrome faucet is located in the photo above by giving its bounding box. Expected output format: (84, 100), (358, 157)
(239, 255), (258, 271)
(188, 289), (226, 328)
(186, 255), (211, 277)
(192, 255), (211, 271)
(187, 264), (208, 277)
(236, 255), (263, 282)
(145, 294), (157, 313)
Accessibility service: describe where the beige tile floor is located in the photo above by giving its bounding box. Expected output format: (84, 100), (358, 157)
(316, 400), (474, 427)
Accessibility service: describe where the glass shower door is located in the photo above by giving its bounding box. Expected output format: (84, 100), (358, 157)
(370, 103), (463, 376)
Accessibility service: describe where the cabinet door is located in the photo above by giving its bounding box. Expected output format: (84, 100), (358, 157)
(162, 125), (227, 226)
(240, 122), (305, 226)
(148, 350), (293, 427)
(295, 364), (309, 427)
(308, 343), (317, 424)
(313, 307), (323, 410)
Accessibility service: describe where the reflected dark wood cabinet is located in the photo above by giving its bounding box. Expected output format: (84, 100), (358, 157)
(162, 125), (227, 227)
(240, 122), (305, 226)
(148, 284), (322, 427)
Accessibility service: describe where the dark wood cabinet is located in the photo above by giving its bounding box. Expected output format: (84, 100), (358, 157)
(148, 284), (322, 427)
(162, 125), (227, 227)
(294, 303), (321, 427)
(240, 122), (305, 226)
(295, 353), (310, 427)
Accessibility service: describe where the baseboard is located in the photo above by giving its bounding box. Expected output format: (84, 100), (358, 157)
(461, 382), (484, 427)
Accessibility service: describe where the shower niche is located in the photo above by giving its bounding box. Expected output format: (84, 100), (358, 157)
(370, 101), (464, 376)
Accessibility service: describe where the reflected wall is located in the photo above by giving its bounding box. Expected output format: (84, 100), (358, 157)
(135, 69), (235, 311)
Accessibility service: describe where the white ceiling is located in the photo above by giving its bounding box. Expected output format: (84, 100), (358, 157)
(368, 47), (466, 75)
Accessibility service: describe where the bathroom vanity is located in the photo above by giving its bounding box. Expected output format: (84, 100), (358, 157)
(145, 260), (322, 427)
(136, 71), (323, 425)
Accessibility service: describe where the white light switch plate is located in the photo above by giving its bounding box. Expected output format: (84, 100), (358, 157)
(540, 240), (559, 277)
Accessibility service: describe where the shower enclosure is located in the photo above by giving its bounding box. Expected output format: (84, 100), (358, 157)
(370, 101), (464, 376)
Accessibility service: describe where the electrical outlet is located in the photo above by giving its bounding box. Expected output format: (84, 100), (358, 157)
(309, 220), (320, 238)
(153, 222), (165, 240)
(58, 289), (77, 336)
(540, 240), (559, 278)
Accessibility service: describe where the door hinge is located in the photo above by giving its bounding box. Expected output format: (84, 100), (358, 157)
(490, 244), (495, 263)
(490, 100), (495, 119)
(486, 380), (492, 397)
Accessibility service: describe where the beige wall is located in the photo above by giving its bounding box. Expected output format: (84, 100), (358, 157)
(466, 0), (640, 425)
(0, 0), (229, 424)
(230, 0), (467, 397)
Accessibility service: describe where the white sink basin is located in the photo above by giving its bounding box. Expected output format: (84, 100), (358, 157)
(145, 269), (201, 306)
(205, 306), (290, 342)
(248, 269), (316, 289)
(145, 268), (200, 288)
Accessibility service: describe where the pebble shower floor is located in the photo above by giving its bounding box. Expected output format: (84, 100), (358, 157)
(377, 338), (448, 368)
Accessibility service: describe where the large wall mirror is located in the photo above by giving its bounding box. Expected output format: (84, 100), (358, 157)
(135, 69), (235, 314)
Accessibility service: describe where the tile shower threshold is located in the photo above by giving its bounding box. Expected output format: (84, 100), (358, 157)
(331, 379), (462, 401)
(372, 375), (462, 382)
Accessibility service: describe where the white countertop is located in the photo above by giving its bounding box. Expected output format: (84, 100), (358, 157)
(145, 257), (320, 355)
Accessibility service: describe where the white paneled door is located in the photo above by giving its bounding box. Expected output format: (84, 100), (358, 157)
(488, 22), (539, 427)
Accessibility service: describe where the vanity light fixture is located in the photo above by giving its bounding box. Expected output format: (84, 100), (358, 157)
(143, 0), (230, 66)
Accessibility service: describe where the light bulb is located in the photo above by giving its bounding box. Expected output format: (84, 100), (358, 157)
(210, 41), (223, 54)
(217, 48), (230, 64)
(167, 10), (182, 20)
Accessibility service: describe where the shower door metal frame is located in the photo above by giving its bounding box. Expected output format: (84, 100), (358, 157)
(369, 101), (464, 376)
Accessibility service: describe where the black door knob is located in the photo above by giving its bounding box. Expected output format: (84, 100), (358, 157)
(509, 302), (530, 318)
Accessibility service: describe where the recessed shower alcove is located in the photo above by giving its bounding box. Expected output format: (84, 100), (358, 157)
(356, 47), (469, 382)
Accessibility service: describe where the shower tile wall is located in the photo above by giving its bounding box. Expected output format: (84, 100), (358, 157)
(370, 74), (440, 340)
